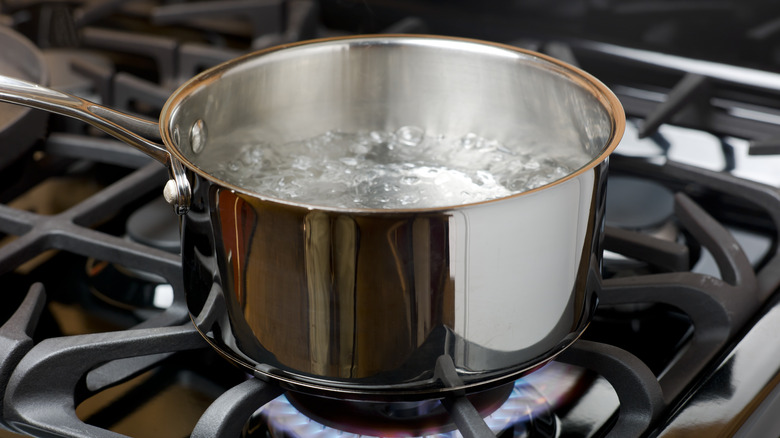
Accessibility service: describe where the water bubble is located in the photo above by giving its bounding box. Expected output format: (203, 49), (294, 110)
(461, 133), (479, 149)
(526, 175), (551, 190)
(197, 127), (584, 209)
(507, 178), (528, 191)
(524, 160), (541, 170)
(399, 194), (420, 206)
(483, 140), (505, 155)
(497, 145), (513, 154)
(396, 126), (425, 147)
(292, 156), (312, 170)
(473, 170), (495, 186)
(350, 141), (371, 155)
(401, 175), (420, 185)
(370, 131), (393, 144)
(340, 157), (358, 166)
(240, 147), (262, 166)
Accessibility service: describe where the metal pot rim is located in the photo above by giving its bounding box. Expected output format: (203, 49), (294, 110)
(160, 34), (626, 214)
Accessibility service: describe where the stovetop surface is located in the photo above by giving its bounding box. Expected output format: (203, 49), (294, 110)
(3, 1), (780, 437)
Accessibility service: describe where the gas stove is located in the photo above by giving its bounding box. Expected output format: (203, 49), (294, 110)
(2, 1), (780, 437)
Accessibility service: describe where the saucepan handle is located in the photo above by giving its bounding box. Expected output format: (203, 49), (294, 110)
(0, 74), (191, 215)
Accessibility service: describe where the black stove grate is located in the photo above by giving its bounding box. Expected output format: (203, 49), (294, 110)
(3, 1), (780, 437)
(0, 131), (775, 437)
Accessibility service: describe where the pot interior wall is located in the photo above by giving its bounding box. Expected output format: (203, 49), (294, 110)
(166, 37), (614, 192)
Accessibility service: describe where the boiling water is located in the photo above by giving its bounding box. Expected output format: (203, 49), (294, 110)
(200, 126), (589, 209)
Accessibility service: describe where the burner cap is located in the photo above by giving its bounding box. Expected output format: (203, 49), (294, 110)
(606, 175), (674, 230)
(125, 197), (180, 253)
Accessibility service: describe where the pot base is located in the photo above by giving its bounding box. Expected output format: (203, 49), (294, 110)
(284, 382), (514, 436)
(188, 313), (591, 402)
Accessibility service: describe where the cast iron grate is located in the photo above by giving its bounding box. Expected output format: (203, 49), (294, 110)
(0, 127), (777, 437)
(3, 1), (780, 436)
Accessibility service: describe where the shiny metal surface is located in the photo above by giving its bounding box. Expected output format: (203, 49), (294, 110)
(184, 165), (607, 397)
(0, 75), (192, 214)
(0, 26), (49, 169)
(0, 35), (625, 397)
(163, 36), (621, 201)
(573, 40), (780, 92)
(172, 36), (624, 397)
(654, 297), (780, 437)
(0, 75), (168, 163)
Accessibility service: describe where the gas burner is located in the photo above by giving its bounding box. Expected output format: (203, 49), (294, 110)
(124, 196), (180, 253)
(254, 363), (588, 437)
(606, 175), (675, 232)
(86, 197), (179, 315)
(603, 174), (681, 278)
(282, 384), (515, 437)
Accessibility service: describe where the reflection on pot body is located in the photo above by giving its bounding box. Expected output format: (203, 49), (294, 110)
(0, 35), (623, 398)
(183, 162), (605, 397)
(169, 37), (619, 397)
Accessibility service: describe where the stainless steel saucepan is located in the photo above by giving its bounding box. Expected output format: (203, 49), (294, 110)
(0, 34), (624, 400)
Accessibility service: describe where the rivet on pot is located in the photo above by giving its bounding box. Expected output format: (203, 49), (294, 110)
(190, 120), (207, 154)
(163, 179), (178, 205)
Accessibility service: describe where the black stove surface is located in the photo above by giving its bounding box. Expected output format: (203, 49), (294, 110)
(2, 1), (780, 437)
